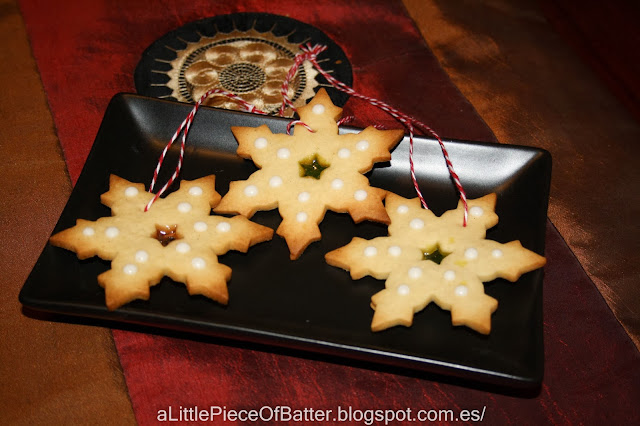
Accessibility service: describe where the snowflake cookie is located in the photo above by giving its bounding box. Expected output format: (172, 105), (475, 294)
(325, 192), (546, 334)
(49, 175), (273, 310)
(214, 88), (405, 259)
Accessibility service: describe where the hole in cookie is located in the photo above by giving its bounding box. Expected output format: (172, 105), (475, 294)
(153, 224), (182, 246)
(299, 154), (330, 179)
(422, 245), (448, 264)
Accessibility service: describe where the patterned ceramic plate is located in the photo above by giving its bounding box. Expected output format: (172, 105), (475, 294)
(134, 13), (352, 116)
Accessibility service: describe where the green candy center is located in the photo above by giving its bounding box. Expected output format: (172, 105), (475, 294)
(422, 246), (448, 264)
(299, 154), (330, 179)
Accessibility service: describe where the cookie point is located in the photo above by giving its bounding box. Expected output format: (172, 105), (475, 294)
(297, 88), (343, 122)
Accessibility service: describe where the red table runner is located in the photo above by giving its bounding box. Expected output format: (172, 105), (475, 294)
(19, 0), (640, 424)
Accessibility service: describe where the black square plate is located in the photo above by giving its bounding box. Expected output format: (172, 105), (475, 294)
(20, 94), (551, 390)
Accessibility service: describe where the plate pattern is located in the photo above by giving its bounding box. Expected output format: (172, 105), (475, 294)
(135, 13), (353, 116)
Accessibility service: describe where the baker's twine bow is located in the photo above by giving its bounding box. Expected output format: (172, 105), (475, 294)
(147, 43), (468, 226)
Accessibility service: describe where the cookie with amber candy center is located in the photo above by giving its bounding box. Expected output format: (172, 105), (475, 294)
(49, 175), (273, 310)
(214, 88), (405, 259)
(325, 192), (546, 334)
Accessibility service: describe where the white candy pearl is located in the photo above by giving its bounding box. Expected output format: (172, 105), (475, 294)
(356, 140), (369, 151)
(134, 250), (149, 263)
(354, 190), (367, 201)
(396, 205), (409, 214)
(464, 247), (479, 260)
(244, 185), (258, 197)
(397, 284), (411, 296)
(105, 227), (119, 238)
(296, 212), (308, 223)
(194, 221), (208, 232)
(176, 242), (191, 253)
(298, 192), (310, 203)
(124, 187), (138, 198)
(364, 246), (377, 257)
(491, 249), (504, 258)
(188, 186), (203, 196)
(123, 264), (137, 275)
(338, 148), (351, 159)
(277, 148), (290, 159)
(443, 270), (456, 281)
(254, 137), (268, 149)
(409, 218), (424, 229)
(408, 267), (423, 279)
(191, 257), (206, 269)
(470, 206), (484, 217)
(331, 179), (344, 190)
(454, 285), (469, 297)
(388, 246), (402, 257)
(177, 202), (192, 213)
(269, 176), (283, 188)
(216, 222), (231, 233)
(312, 104), (325, 114)
(82, 227), (95, 237)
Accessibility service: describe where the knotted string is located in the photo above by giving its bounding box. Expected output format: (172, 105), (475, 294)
(147, 43), (468, 226)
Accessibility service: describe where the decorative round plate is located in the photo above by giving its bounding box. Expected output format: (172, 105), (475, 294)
(134, 13), (352, 116)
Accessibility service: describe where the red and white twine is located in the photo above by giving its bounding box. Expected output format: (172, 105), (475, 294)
(145, 89), (268, 211)
(147, 43), (468, 225)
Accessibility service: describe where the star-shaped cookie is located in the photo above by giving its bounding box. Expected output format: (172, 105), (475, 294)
(49, 175), (273, 310)
(325, 192), (546, 334)
(214, 88), (405, 259)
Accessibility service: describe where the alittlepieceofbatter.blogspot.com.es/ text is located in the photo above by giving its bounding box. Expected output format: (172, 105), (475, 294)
(156, 405), (487, 424)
